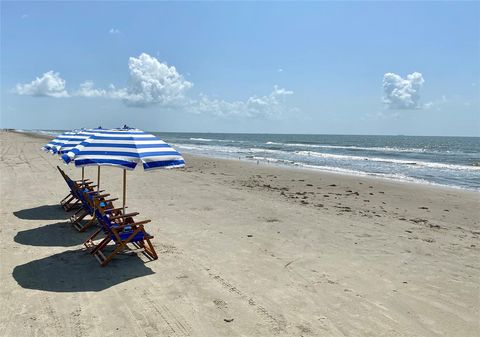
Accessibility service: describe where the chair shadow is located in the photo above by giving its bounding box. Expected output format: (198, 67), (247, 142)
(14, 221), (90, 247)
(13, 249), (155, 292)
(13, 204), (69, 220)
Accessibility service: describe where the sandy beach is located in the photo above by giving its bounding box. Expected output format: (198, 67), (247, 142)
(0, 130), (478, 337)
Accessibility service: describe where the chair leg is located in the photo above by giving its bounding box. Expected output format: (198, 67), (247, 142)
(62, 196), (76, 210)
(84, 228), (103, 251)
(94, 228), (141, 266)
(73, 206), (85, 216)
(64, 199), (81, 211)
(143, 238), (158, 260)
(75, 214), (96, 232)
(70, 210), (88, 224)
(60, 193), (73, 205)
(91, 236), (112, 255)
(99, 241), (129, 267)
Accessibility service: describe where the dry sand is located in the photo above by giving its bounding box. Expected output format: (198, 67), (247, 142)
(0, 131), (479, 337)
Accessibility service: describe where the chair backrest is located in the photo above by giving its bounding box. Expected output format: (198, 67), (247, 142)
(57, 166), (80, 196)
(57, 166), (70, 187)
(93, 197), (119, 232)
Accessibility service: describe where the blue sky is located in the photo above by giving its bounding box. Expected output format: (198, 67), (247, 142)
(1, 1), (479, 136)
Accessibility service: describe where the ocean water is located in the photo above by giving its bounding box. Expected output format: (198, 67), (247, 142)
(156, 133), (480, 191)
(29, 129), (480, 191)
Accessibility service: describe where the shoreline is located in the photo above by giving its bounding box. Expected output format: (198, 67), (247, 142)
(185, 152), (480, 194)
(16, 129), (480, 193)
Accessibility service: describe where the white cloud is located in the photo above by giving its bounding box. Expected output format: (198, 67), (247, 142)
(69, 54), (193, 106)
(21, 14), (29, 19)
(383, 72), (424, 109)
(14, 71), (69, 97)
(119, 53), (193, 106)
(192, 85), (294, 118)
(109, 28), (120, 34)
(12, 53), (294, 118)
(75, 81), (107, 97)
(277, 68), (283, 73)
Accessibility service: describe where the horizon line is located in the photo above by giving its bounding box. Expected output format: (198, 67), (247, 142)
(7, 128), (480, 138)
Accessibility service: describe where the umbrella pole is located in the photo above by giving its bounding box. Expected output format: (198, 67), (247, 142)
(81, 167), (84, 181)
(97, 166), (101, 192)
(123, 169), (126, 213)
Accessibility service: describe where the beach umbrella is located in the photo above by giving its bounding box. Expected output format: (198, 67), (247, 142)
(42, 129), (91, 180)
(61, 127), (185, 210)
(42, 130), (79, 153)
(56, 128), (111, 183)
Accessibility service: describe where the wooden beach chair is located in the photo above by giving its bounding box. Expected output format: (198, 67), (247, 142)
(57, 166), (96, 211)
(87, 198), (158, 267)
(70, 189), (119, 232)
(57, 166), (117, 231)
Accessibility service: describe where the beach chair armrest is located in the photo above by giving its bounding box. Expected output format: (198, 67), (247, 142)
(75, 179), (91, 183)
(104, 207), (125, 213)
(109, 212), (139, 220)
(111, 224), (136, 231)
(86, 189), (104, 194)
(131, 219), (151, 226)
(104, 198), (119, 203)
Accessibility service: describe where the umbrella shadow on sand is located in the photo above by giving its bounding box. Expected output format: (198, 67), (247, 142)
(13, 204), (69, 220)
(14, 221), (89, 247)
(13, 249), (155, 292)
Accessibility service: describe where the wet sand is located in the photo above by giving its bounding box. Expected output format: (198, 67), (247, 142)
(0, 131), (479, 337)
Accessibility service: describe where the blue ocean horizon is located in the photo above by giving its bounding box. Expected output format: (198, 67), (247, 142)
(28, 129), (480, 191)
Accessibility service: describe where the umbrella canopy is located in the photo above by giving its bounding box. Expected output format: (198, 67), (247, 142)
(42, 130), (79, 153)
(43, 128), (113, 182)
(62, 128), (185, 170)
(61, 128), (185, 209)
(55, 128), (109, 154)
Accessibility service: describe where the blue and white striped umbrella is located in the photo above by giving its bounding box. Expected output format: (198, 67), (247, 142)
(43, 128), (115, 181)
(42, 130), (79, 153)
(61, 127), (185, 209)
(62, 128), (185, 170)
(55, 128), (109, 154)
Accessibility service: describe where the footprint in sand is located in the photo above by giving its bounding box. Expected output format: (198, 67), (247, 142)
(213, 299), (228, 309)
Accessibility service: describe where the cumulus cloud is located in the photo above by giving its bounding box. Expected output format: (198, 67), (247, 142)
(13, 53), (295, 118)
(109, 28), (120, 34)
(75, 81), (107, 97)
(383, 72), (424, 109)
(193, 85), (293, 118)
(14, 71), (69, 97)
(30, 54), (193, 106)
(119, 53), (193, 106)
